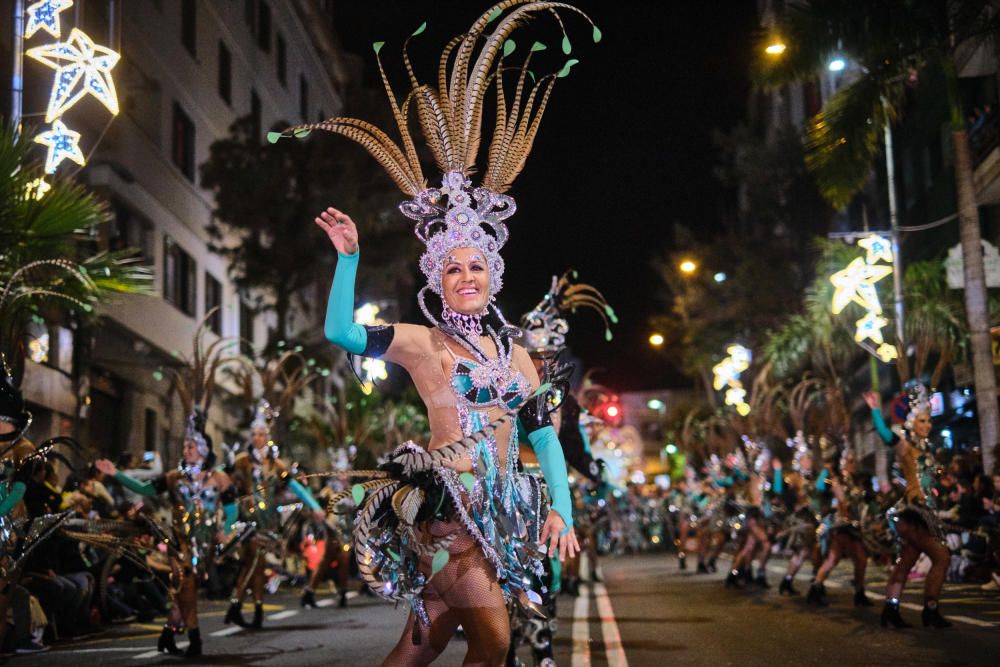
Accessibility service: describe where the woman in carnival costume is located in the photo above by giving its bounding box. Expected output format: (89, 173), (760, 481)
(865, 385), (952, 629)
(274, 2), (601, 662)
(775, 435), (826, 596)
(512, 271), (615, 666)
(96, 316), (242, 657)
(226, 354), (325, 629)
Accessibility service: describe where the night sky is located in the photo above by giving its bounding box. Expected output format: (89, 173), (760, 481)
(333, 1), (759, 391)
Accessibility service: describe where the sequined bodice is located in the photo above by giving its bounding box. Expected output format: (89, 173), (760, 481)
(451, 356), (531, 412)
(174, 474), (221, 515)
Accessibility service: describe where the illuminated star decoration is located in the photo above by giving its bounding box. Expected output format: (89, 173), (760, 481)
(26, 28), (120, 122)
(25, 177), (52, 200)
(360, 358), (388, 395)
(857, 234), (894, 265)
(829, 257), (892, 315)
(714, 344), (752, 416)
(34, 119), (85, 174)
(24, 0), (74, 39)
(876, 343), (899, 363)
(855, 311), (889, 345)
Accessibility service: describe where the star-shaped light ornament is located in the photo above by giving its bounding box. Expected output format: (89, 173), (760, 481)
(875, 343), (899, 363)
(34, 119), (85, 173)
(24, 0), (74, 39)
(857, 234), (893, 265)
(829, 257), (892, 315)
(855, 311), (889, 345)
(27, 28), (120, 122)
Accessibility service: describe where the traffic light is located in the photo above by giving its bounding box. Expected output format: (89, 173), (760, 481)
(593, 396), (623, 427)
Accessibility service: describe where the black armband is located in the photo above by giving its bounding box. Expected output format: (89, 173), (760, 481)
(518, 396), (553, 435)
(220, 484), (238, 505)
(362, 325), (395, 358)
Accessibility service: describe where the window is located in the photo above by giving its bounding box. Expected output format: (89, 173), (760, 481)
(276, 33), (287, 86)
(144, 408), (158, 453)
(171, 102), (196, 181)
(240, 299), (255, 353)
(163, 236), (197, 316)
(110, 200), (152, 260)
(218, 41), (232, 105)
(257, 1), (271, 52)
(299, 74), (309, 122)
(205, 273), (223, 335)
(181, 0), (197, 57)
(250, 89), (261, 142)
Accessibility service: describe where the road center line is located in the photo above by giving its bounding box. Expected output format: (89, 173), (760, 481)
(571, 583), (591, 667)
(268, 610), (299, 621)
(210, 626), (244, 637)
(593, 582), (629, 667)
(133, 642), (189, 659)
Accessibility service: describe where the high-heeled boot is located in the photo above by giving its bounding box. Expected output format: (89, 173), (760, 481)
(854, 589), (873, 607)
(339, 589), (348, 608)
(250, 602), (263, 629)
(754, 571), (770, 589)
(921, 600), (952, 628)
(157, 625), (182, 655)
(724, 569), (742, 588)
(778, 575), (799, 596)
(301, 588), (317, 609)
(224, 600), (248, 627)
(184, 628), (202, 657)
(806, 582), (828, 606)
(880, 599), (912, 628)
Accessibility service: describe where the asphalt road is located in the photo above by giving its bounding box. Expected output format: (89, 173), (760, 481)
(9, 553), (1000, 666)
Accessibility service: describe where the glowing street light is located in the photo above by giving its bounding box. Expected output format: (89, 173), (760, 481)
(765, 39), (787, 56)
(647, 399), (665, 411)
(828, 57), (846, 72)
(649, 332), (665, 347)
(678, 259), (697, 275)
(713, 272), (727, 283)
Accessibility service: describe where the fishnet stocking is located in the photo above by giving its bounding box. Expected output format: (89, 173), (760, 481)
(383, 522), (510, 667)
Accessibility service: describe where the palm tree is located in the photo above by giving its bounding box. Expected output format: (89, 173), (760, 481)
(902, 259), (968, 388)
(757, 0), (1000, 471)
(0, 123), (152, 379)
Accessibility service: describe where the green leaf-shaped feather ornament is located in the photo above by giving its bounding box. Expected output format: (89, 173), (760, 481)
(459, 472), (476, 493)
(412, 22), (427, 37)
(557, 59), (580, 78)
(431, 548), (450, 577)
(351, 483), (366, 505)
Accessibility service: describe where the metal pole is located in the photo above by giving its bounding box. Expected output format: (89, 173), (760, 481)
(11, 0), (24, 136)
(883, 112), (905, 346)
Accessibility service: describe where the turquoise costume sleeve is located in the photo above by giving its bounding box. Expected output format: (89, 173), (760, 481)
(323, 251), (367, 355)
(223, 502), (239, 534)
(773, 468), (783, 494)
(870, 409), (895, 444)
(816, 469), (829, 492)
(288, 479), (322, 512)
(0, 481), (26, 516)
(115, 471), (157, 497)
(527, 425), (574, 532)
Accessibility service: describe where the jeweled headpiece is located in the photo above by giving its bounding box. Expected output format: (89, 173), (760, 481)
(184, 411), (209, 459)
(904, 381), (931, 430)
(273, 2), (599, 317)
(520, 271), (617, 356)
(250, 399), (277, 434)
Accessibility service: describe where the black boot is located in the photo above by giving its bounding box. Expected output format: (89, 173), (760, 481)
(224, 601), (248, 627)
(251, 603), (263, 629)
(921, 600), (952, 628)
(880, 599), (912, 628)
(724, 569), (742, 589)
(339, 589), (348, 608)
(157, 625), (182, 655)
(806, 582), (828, 606)
(755, 572), (770, 590)
(742, 567), (754, 586)
(779, 575), (799, 596)
(854, 589), (873, 607)
(678, 553), (687, 570)
(184, 628), (202, 657)
(696, 561), (709, 574)
(301, 589), (317, 609)
(707, 558), (717, 573)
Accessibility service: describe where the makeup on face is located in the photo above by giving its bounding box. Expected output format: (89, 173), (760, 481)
(442, 249), (490, 314)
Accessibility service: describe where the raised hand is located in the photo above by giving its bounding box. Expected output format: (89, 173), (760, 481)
(95, 458), (118, 476)
(863, 391), (881, 411)
(315, 207), (359, 255)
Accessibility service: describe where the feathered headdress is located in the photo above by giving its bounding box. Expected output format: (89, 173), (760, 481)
(521, 270), (617, 355)
(165, 308), (240, 462)
(272, 2), (599, 307)
(235, 350), (317, 453)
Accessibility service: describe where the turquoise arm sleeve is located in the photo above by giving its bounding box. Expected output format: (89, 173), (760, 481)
(871, 409), (895, 444)
(0, 481), (26, 516)
(115, 471), (157, 497)
(816, 469), (829, 492)
(288, 479), (322, 512)
(223, 502), (239, 534)
(323, 251), (367, 355)
(773, 468), (783, 494)
(527, 425), (574, 532)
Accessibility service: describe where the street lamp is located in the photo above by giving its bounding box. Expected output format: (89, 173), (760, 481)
(678, 259), (697, 275)
(648, 333), (665, 347)
(713, 272), (727, 283)
(828, 57), (846, 72)
(765, 39), (787, 56)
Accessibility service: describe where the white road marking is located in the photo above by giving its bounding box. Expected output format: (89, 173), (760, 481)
(267, 610), (299, 621)
(132, 642), (188, 659)
(210, 625), (244, 637)
(571, 583), (591, 667)
(315, 591), (360, 607)
(593, 582), (629, 667)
